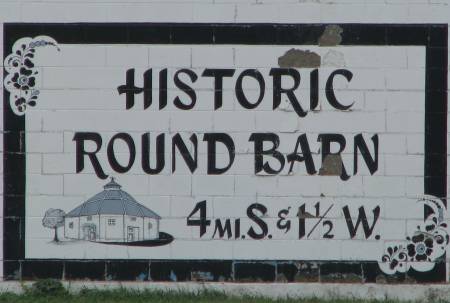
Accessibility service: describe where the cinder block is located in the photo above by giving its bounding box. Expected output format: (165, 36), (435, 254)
(386, 112), (424, 133)
(26, 132), (63, 153)
(235, 4), (280, 23)
(301, 111), (385, 133)
(363, 4), (410, 22)
(385, 91), (425, 113)
(385, 155), (424, 176)
(255, 111), (299, 133)
(385, 70), (425, 90)
(148, 46), (191, 68)
(192, 46), (234, 68)
(35, 45), (106, 68)
(107, 3), (193, 22)
(278, 4), (321, 23)
(0, 2), (20, 22)
(379, 134), (407, 154)
(192, 4), (235, 23)
(149, 175), (191, 196)
(106, 46), (148, 67)
(214, 112), (256, 132)
(42, 67), (124, 89)
(192, 175), (234, 196)
(170, 111), (213, 132)
(363, 176), (406, 197)
(27, 174), (64, 195)
(406, 135), (424, 155)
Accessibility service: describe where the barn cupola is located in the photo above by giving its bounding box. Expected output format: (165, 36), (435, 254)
(104, 177), (121, 190)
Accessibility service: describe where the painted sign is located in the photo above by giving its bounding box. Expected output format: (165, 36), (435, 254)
(3, 23), (447, 282)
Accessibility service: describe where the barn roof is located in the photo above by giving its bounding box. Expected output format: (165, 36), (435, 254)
(65, 178), (161, 219)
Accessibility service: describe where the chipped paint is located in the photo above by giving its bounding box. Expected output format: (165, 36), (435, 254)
(278, 48), (321, 68)
(322, 50), (346, 67)
(319, 25), (343, 46)
(318, 154), (343, 176)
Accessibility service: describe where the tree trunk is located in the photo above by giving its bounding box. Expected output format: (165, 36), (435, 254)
(53, 227), (59, 242)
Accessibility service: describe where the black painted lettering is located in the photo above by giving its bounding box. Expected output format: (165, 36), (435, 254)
(187, 200), (211, 238)
(287, 134), (317, 175)
(310, 69), (319, 110)
(107, 133), (136, 174)
(159, 69), (168, 110)
(174, 69), (198, 110)
(172, 133), (198, 173)
(354, 134), (379, 175)
(117, 69), (143, 110)
(326, 69), (354, 110)
(235, 69), (265, 109)
(202, 69), (235, 110)
(212, 219), (233, 239)
(142, 133), (165, 174)
(249, 133), (285, 174)
(143, 69), (152, 109)
(247, 203), (268, 240)
(269, 68), (306, 117)
(73, 132), (108, 179)
(342, 205), (380, 239)
(203, 133), (235, 174)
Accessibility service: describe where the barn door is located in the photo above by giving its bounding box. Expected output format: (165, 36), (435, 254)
(127, 226), (139, 242)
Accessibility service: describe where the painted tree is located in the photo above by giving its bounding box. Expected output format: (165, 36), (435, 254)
(42, 209), (65, 242)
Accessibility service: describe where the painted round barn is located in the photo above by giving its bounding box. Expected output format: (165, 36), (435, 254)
(64, 178), (161, 243)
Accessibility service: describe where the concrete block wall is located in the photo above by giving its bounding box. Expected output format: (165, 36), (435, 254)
(0, 0), (449, 282)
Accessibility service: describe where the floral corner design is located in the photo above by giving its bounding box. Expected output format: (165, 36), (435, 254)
(3, 36), (59, 116)
(379, 195), (449, 275)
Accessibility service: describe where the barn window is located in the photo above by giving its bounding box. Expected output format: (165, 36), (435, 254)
(148, 222), (152, 229)
(87, 216), (92, 221)
(69, 222), (74, 229)
(108, 219), (116, 226)
(131, 217), (136, 221)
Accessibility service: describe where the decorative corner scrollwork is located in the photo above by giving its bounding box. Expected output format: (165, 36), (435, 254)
(3, 36), (59, 116)
(379, 195), (449, 274)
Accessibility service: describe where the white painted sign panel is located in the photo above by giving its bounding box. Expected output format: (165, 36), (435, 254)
(3, 24), (447, 279)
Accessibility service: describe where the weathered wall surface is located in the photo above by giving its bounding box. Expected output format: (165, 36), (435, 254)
(0, 0), (449, 283)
